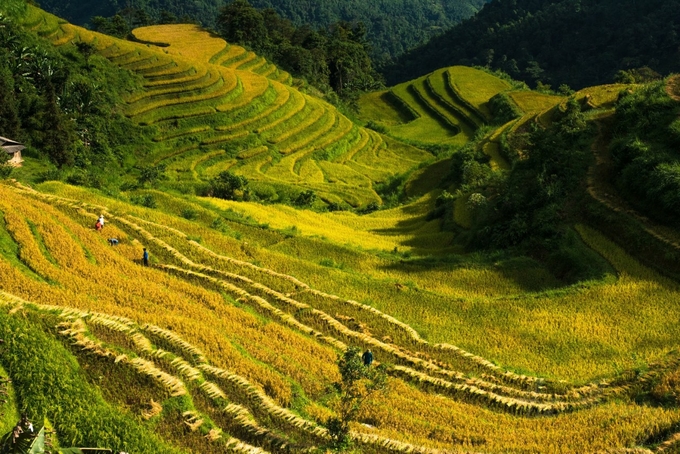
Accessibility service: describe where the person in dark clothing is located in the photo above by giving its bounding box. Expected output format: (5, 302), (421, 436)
(108, 238), (119, 246)
(362, 349), (373, 366)
(142, 248), (149, 266)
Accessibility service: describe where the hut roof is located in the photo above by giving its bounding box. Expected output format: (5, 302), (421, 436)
(0, 136), (25, 154)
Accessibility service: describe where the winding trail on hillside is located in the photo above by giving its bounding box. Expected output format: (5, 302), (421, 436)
(586, 113), (680, 252)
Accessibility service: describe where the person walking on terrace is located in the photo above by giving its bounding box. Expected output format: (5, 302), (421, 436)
(362, 349), (373, 367)
(142, 248), (149, 266)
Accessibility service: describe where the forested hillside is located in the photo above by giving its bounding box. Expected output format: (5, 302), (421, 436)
(386, 0), (680, 89)
(35, 0), (488, 65)
(0, 5), (146, 175)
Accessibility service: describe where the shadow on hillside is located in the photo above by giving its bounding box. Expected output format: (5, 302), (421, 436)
(378, 253), (562, 294)
(382, 91), (419, 124)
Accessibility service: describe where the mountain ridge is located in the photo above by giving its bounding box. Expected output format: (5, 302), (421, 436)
(387, 0), (680, 89)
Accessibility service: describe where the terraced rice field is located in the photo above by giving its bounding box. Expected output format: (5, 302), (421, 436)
(10, 6), (680, 453)
(444, 66), (512, 120)
(573, 83), (630, 109)
(25, 11), (426, 207)
(508, 91), (564, 114)
(1, 179), (680, 452)
(358, 66), (545, 150)
(385, 76), (469, 145)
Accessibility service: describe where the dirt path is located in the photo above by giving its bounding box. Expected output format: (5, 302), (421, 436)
(586, 115), (680, 252)
(666, 74), (680, 101)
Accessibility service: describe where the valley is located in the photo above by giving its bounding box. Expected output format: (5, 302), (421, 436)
(0, 2), (679, 453)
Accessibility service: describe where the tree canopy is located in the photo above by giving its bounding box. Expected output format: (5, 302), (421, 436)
(217, 1), (382, 97)
(386, 0), (680, 89)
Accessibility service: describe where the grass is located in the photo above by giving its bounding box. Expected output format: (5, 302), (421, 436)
(445, 66), (512, 119)
(132, 25), (227, 64)
(508, 90), (564, 113)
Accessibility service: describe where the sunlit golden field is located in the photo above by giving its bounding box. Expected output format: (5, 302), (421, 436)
(1, 171), (679, 452)
(4, 4), (680, 453)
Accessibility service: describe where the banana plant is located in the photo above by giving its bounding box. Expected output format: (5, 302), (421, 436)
(0, 417), (113, 454)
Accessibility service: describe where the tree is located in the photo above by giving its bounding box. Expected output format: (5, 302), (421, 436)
(91, 14), (129, 38)
(0, 147), (13, 180)
(0, 63), (20, 137)
(325, 346), (387, 451)
(75, 41), (95, 70)
(293, 189), (317, 207)
(137, 164), (167, 187)
(217, 0), (268, 49)
(326, 22), (379, 94)
(209, 171), (248, 200)
(41, 80), (75, 168)
(614, 67), (662, 84)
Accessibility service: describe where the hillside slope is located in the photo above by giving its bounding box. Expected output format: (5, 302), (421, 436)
(2, 2), (680, 453)
(1, 174), (680, 452)
(386, 0), (680, 89)
(12, 5), (434, 208)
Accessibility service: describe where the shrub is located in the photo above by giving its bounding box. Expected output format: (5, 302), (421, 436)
(356, 201), (379, 214)
(131, 194), (157, 208)
(325, 347), (387, 451)
(293, 189), (317, 207)
(488, 92), (523, 125)
(364, 120), (387, 134)
(0, 164), (12, 180)
(137, 164), (167, 187)
(208, 171), (248, 200)
(36, 169), (63, 183)
(181, 208), (198, 220)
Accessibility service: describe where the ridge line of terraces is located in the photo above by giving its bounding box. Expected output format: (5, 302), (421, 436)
(216, 82), (292, 133)
(265, 100), (328, 145)
(254, 89), (307, 133)
(127, 65), (219, 104)
(277, 106), (339, 154)
(126, 71), (234, 117)
(112, 212), (651, 407)
(408, 79), (463, 135)
(3, 293), (308, 452)
(216, 70), (271, 113)
(426, 71), (483, 129)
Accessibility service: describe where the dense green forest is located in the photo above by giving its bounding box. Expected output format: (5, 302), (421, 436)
(386, 0), (680, 89)
(215, 0), (381, 97)
(609, 82), (680, 223)
(35, 0), (488, 66)
(0, 10), (148, 181)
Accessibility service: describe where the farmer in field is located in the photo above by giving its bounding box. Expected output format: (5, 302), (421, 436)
(95, 220), (102, 231)
(362, 349), (373, 366)
(108, 238), (119, 246)
(142, 248), (149, 266)
(98, 214), (105, 228)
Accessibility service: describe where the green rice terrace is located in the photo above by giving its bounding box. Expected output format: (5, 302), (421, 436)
(0, 1), (680, 453)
